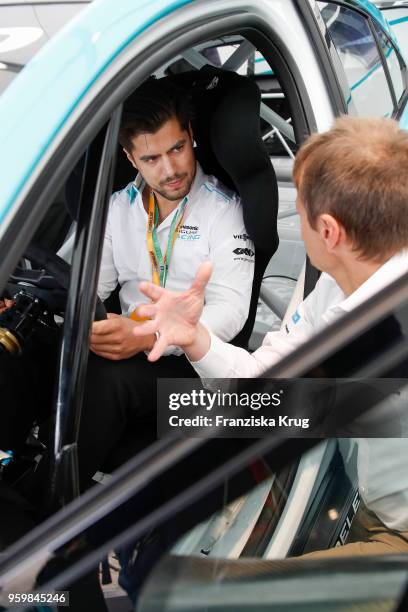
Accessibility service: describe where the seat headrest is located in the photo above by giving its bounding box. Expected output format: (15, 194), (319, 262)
(167, 66), (279, 255)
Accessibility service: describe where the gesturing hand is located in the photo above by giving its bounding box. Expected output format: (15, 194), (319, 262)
(133, 261), (213, 362)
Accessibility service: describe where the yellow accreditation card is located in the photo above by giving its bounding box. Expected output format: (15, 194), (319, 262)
(130, 190), (187, 322)
(130, 308), (149, 322)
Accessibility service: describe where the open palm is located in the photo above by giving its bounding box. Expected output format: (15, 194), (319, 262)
(133, 261), (212, 361)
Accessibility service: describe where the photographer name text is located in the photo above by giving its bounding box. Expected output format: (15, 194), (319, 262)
(168, 414), (310, 429)
(166, 389), (310, 429)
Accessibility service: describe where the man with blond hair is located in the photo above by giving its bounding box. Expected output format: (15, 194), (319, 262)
(133, 116), (408, 557)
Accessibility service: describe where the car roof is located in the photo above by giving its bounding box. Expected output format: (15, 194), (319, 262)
(0, 0), (194, 225)
(350, 0), (394, 32)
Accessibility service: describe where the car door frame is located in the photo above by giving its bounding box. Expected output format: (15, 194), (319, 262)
(303, 0), (408, 121)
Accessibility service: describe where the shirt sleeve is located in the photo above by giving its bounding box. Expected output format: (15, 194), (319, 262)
(193, 288), (318, 379)
(97, 198), (119, 302)
(200, 197), (255, 342)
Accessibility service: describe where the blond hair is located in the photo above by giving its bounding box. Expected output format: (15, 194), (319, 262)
(293, 116), (408, 260)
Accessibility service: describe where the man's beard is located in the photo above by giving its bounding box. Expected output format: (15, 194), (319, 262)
(153, 170), (194, 202)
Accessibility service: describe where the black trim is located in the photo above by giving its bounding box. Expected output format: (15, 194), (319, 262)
(396, 578), (408, 612)
(395, 88), (408, 120)
(294, 0), (347, 116)
(369, 14), (408, 116)
(240, 459), (299, 557)
(49, 109), (122, 509)
(369, 16), (399, 109)
(289, 445), (357, 555)
(242, 28), (313, 142)
(0, 61), (23, 73)
(304, 256), (320, 299)
(384, 25), (408, 120)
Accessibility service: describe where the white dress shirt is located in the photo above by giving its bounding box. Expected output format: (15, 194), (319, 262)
(98, 163), (255, 352)
(193, 250), (408, 530)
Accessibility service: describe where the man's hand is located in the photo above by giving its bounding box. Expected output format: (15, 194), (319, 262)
(90, 313), (155, 361)
(0, 299), (14, 315)
(133, 261), (212, 362)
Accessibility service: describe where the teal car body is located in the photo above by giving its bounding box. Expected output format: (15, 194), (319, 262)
(0, 0), (194, 223)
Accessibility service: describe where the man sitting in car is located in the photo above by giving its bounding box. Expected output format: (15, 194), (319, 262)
(75, 77), (255, 488)
(133, 115), (408, 557)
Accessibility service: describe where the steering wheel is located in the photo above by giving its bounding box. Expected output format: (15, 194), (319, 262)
(6, 243), (107, 321)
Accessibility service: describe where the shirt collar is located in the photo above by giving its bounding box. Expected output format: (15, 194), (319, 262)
(323, 250), (408, 323)
(186, 161), (206, 203)
(126, 182), (140, 205)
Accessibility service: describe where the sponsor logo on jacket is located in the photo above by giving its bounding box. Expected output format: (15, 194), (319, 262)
(292, 311), (301, 324)
(178, 225), (201, 240)
(232, 247), (255, 263)
(233, 248), (254, 257)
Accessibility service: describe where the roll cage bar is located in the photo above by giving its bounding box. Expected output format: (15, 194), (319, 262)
(169, 34), (296, 146)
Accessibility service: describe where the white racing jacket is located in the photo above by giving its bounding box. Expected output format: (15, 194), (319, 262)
(98, 163), (255, 349)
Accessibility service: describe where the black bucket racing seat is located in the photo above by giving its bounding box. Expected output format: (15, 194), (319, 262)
(112, 66), (279, 348)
